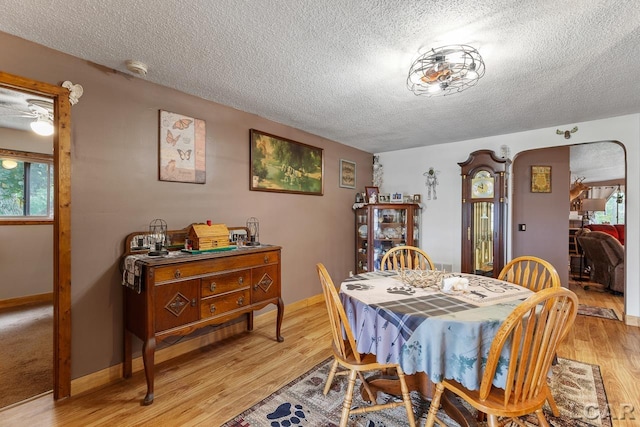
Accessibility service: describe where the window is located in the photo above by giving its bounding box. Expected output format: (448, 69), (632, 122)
(594, 189), (625, 225)
(0, 150), (53, 220)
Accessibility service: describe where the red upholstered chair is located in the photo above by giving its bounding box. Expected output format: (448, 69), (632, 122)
(613, 224), (625, 246)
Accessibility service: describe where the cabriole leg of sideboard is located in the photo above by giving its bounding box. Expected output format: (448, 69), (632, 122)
(276, 297), (284, 342)
(142, 336), (156, 405)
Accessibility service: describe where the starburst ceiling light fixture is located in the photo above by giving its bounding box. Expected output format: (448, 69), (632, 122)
(407, 44), (485, 96)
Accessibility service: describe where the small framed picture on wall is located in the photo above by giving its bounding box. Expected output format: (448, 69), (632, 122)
(339, 159), (356, 189)
(531, 165), (551, 193)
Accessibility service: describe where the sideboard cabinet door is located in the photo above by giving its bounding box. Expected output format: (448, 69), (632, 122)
(154, 278), (199, 332)
(251, 264), (280, 303)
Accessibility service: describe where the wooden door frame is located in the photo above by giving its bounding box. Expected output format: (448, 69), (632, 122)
(0, 71), (72, 399)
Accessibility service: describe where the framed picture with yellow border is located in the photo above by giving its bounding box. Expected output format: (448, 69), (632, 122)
(531, 165), (551, 193)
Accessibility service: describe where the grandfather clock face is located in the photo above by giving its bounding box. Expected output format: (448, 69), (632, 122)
(471, 170), (495, 199)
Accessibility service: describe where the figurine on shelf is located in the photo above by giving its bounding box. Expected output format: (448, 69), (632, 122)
(369, 192), (377, 204)
(423, 167), (439, 200)
(373, 155), (383, 189)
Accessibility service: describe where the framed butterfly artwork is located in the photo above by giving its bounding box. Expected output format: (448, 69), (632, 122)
(159, 110), (206, 183)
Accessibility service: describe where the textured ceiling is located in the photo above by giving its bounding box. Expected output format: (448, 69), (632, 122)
(570, 142), (625, 183)
(0, 0), (639, 155)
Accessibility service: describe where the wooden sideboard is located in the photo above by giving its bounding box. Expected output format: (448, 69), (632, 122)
(121, 237), (283, 405)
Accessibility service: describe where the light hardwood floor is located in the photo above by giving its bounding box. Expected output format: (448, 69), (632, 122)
(0, 285), (638, 426)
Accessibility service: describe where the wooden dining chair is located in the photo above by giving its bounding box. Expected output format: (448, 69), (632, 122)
(316, 263), (416, 427)
(498, 256), (563, 417)
(498, 256), (561, 292)
(380, 245), (435, 271)
(425, 287), (578, 427)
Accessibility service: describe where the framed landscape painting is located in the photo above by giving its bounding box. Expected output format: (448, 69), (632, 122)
(159, 110), (206, 183)
(250, 129), (324, 195)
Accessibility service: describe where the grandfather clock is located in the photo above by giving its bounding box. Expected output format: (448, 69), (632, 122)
(459, 150), (510, 277)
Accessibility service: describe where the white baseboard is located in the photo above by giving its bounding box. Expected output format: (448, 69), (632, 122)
(624, 314), (640, 327)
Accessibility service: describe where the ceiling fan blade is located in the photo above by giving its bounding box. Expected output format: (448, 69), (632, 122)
(0, 103), (38, 118)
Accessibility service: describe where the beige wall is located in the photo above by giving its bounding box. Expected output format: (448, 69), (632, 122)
(0, 225), (53, 299)
(0, 128), (54, 299)
(0, 31), (372, 378)
(0, 127), (53, 154)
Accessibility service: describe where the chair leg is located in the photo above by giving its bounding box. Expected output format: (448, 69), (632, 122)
(339, 369), (358, 427)
(486, 414), (502, 427)
(545, 385), (560, 417)
(323, 358), (339, 395)
(535, 409), (551, 427)
(424, 383), (444, 427)
(396, 369), (417, 427)
(357, 371), (377, 403)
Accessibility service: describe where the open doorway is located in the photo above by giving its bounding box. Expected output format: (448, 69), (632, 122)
(511, 141), (626, 319)
(0, 87), (54, 407)
(0, 71), (72, 402)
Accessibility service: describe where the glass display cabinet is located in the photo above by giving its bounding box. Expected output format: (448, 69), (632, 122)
(355, 203), (422, 273)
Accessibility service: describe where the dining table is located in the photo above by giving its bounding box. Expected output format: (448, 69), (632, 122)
(340, 270), (534, 426)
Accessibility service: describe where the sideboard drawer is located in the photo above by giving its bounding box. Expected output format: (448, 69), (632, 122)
(153, 250), (280, 282)
(239, 250), (280, 267)
(200, 289), (250, 319)
(201, 270), (250, 297)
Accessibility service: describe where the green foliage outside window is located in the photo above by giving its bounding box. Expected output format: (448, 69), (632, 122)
(593, 192), (625, 225)
(0, 159), (53, 217)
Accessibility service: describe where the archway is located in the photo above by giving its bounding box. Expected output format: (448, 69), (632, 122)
(511, 141), (626, 315)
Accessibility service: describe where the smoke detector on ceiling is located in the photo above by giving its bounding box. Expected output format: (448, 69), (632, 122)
(125, 60), (148, 76)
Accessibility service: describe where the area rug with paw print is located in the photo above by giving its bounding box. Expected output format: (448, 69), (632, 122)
(221, 357), (611, 427)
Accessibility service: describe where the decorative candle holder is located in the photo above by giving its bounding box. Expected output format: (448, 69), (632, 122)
(148, 218), (168, 256)
(246, 217), (260, 246)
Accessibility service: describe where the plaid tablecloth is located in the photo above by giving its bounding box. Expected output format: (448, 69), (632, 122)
(340, 271), (533, 391)
(122, 254), (148, 293)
